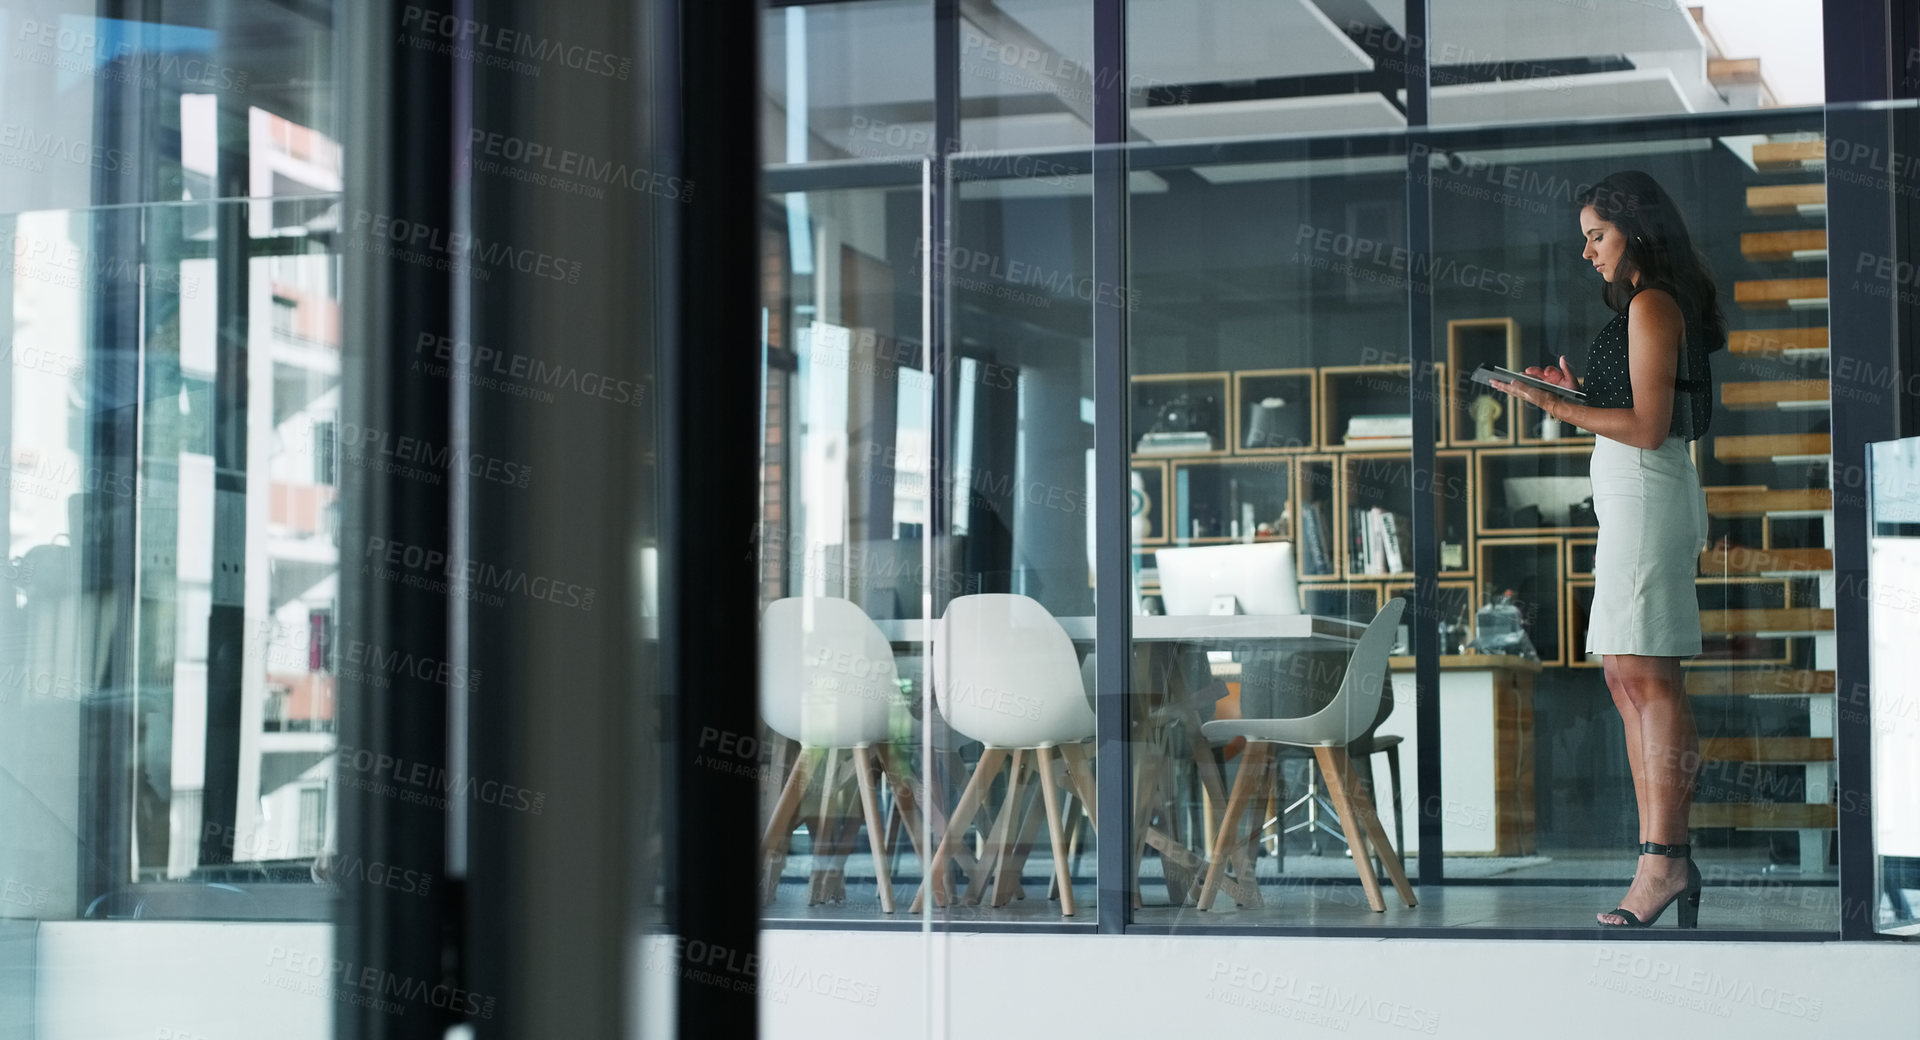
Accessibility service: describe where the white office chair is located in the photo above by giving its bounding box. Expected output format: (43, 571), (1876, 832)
(911, 594), (1099, 917)
(1197, 598), (1417, 912)
(758, 597), (922, 912)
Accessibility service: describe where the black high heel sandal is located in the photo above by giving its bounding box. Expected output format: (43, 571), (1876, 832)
(1599, 841), (1701, 928)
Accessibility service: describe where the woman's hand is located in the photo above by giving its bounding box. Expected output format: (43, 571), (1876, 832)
(1524, 355), (1575, 389)
(1490, 354), (1574, 417)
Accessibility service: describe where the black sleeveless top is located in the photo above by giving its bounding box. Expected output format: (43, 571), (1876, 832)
(1579, 290), (1713, 441)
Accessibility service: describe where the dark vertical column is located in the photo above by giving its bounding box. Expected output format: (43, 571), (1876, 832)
(1824, 0), (1898, 941)
(337, 1), (457, 1036)
(198, 90), (251, 868)
(664, 0), (760, 1033)
(930, 0), (959, 604)
(1091, 0), (1132, 934)
(79, 0), (169, 901)
(1402, 0), (1440, 887)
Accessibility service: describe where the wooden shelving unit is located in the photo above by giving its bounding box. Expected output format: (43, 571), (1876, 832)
(1729, 326), (1828, 356)
(1721, 378), (1830, 410)
(1695, 138), (1839, 861)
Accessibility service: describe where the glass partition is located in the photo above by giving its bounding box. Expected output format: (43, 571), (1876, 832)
(753, 0), (1906, 945)
(1869, 436), (1920, 936)
(1125, 139), (1419, 927)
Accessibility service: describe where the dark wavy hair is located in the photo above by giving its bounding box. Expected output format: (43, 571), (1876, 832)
(1576, 171), (1726, 353)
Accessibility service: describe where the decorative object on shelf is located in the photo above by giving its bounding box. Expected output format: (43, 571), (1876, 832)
(1539, 414), (1563, 441)
(1138, 393), (1219, 453)
(1470, 394), (1504, 441)
(1130, 471), (1151, 542)
(1441, 540), (1465, 570)
(1469, 588), (1540, 660)
(1243, 396), (1292, 449)
(1439, 603), (1471, 655)
(1568, 495), (1597, 527)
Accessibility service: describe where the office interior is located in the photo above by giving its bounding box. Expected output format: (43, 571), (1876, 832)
(1, 0), (1919, 1037)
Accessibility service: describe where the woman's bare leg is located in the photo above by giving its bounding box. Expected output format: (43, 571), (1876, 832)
(1599, 653), (1698, 925)
(1604, 658), (1650, 845)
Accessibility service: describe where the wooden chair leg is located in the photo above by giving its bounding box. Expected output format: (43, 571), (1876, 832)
(1197, 743), (1269, 910)
(807, 750), (842, 905)
(1315, 746), (1386, 912)
(969, 749), (1028, 905)
(1130, 741), (1165, 909)
(995, 771), (1050, 906)
(1057, 742), (1098, 826)
(877, 744), (978, 894)
(1034, 745), (1076, 916)
(761, 736), (796, 833)
(851, 746), (896, 913)
(910, 748), (1007, 913)
(1385, 745), (1405, 862)
(759, 749), (819, 905)
(872, 744), (925, 864)
(1344, 749), (1416, 908)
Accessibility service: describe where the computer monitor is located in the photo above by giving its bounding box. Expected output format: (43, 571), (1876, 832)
(1154, 542), (1303, 616)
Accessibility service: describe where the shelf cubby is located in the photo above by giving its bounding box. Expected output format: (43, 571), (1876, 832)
(1476, 537), (1565, 666)
(1446, 318), (1519, 447)
(1232, 368), (1318, 453)
(1301, 583), (1383, 625)
(1167, 457), (1293, 545)
(1475, 445), (1598, 536)
(1294, 455), (1340, 580)
(1384, 579), (1477, 654)
(1565, 580), (1598, 668)
(1339, 452), (1417, 580)
(1318, 363), (1440, 452)
(1435, 449), (1474, 577)
(1565, 537), (1598, 579)
(1132, 372), (1230, 457)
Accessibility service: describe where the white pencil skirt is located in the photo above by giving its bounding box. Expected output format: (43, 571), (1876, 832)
(1585, 434), (1710, 659)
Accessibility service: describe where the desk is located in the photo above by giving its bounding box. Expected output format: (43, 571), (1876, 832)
(1380, 655), (1540, 856)
(874, 612), (1365, 649)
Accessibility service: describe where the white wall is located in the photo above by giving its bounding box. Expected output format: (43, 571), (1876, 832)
(27, 922), (1919, 1037)
(36, 922), (331, 1040)
(753, 929), (1919, 1039)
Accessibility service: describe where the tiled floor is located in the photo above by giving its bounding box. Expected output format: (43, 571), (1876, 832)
(765, 849), (1867, 932)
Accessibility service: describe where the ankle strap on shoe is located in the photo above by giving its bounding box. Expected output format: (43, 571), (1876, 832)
(1639, 840), (1691, 857)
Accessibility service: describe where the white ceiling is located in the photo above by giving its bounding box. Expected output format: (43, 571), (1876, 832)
(1391, 0), (1707, 64)
(1131, 92), (1406, 144)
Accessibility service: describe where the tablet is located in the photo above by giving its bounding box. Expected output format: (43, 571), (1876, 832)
(1471, 363), (1587, 402)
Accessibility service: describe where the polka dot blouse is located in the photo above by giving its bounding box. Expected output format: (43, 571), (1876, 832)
(1579, 293), (1713, 441)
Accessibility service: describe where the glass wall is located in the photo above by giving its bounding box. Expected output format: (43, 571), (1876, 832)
(754, 0), (1920, 940)
(0, 2), (346, 1034)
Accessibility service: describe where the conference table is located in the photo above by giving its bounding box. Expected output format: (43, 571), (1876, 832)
(872, 611), (1369, 909)
(872, 611), (1366, 648)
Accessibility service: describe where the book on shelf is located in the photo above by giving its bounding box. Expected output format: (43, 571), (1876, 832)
(1377, 507), (1405, 573)
(1342, 435), (1413, 449)
(1344, 413), (1412, 436)
(1300, 501), (1331, 573)
(1365, 507), (1392, 575)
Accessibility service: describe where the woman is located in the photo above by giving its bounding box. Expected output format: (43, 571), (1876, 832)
(1492, 170), (1721, 928)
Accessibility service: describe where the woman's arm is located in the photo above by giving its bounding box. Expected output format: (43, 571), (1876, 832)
(1494, 290), (1682, 450)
